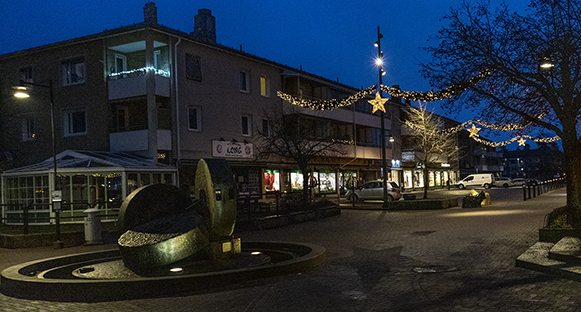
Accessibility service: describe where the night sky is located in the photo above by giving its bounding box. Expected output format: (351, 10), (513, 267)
(1, 0), (531, 148)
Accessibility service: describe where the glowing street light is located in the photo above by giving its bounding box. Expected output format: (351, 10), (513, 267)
(13, 80), (63, 248)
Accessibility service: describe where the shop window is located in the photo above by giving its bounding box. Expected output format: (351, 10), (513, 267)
(264, 170), (280, 192)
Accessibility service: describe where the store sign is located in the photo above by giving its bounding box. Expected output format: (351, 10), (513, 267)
(391, 159), (402, 169)
(212, 140), (254, 158)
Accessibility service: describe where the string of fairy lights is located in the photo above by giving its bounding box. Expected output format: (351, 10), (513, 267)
(277, 71), (560, 147)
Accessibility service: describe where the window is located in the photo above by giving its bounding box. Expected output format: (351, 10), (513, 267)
(185, 54), (202, 81)
(188, 107), (202, 131)
(240, 71), (249, 92)
(114, 54), (127, 76)
(63, 109), (87, 136)
(115, 107), (128, 131)
(62, 58), (85, 85)
(261, 119), (270, 137)
(260, 76), (269, 97)
(21, 114), (35, 141)
(241, 114), (252, 136)
(19, 66), (33, 83)
(154, 50), (162, 70)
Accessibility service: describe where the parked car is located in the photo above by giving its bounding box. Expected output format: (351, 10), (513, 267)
(346, 180), (401, 202)
(512, 178), (525, 186)
(496, 177), (513, 188)
(526, 178), (542, 186)
(456, 174), (495, 189)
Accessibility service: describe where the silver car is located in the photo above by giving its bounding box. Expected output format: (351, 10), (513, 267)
(496, 177), (513, 188)
(346, 180), (402, 202)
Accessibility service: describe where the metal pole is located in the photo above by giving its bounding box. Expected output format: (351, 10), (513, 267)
(49, 80), (63, 248)
(377, 26), (389, 208)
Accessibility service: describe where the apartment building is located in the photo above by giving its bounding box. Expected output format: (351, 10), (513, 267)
(0, 3), (403, 222)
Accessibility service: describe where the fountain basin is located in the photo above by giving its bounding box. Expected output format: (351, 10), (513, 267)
(0, 241), (325, 302)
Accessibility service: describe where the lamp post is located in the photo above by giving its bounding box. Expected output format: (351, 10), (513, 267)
(14, 80), (63, 248)
(375, 26), (389, 207)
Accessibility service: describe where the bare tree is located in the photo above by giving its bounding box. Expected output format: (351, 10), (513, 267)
(255, 107), (345, 205)
(420, 0), (581, 225)
(402, 103), (459, 198)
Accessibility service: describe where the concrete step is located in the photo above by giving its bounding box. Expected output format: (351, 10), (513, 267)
(549, 236), (581, 264)
(516, 237), (581, 282)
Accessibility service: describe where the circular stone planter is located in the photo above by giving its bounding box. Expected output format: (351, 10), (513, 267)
(0, 241), (325, 302)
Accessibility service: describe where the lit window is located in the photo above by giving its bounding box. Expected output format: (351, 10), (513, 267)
(21, 115), (35, 141)
(240, 71), (249, 93)
(241, 115), (252, 136)
(260, 76), (269, 97)
(62, 58), (85, 85)
(63, 109), (87, 136)
(188, 107), (202, 131)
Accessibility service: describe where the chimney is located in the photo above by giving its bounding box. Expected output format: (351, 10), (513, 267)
(144, 2), (158, 25)
(192, 9), (216, 43)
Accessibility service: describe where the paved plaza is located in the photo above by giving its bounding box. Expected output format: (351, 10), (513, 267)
(1, 187), (579, 311)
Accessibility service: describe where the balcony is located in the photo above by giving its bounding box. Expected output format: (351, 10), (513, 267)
(108, 72), (170, 100)
(110, 129), (171, 153)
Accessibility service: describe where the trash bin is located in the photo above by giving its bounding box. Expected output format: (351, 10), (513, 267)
(84, 207), (102, 245)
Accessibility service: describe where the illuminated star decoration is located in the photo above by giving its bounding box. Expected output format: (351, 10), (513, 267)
(467, 124), (481, 138)
(518, 137), (527, 146)
(368, 92), (388, 113)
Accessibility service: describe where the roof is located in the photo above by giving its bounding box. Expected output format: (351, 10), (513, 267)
(2, 150), (175, 176)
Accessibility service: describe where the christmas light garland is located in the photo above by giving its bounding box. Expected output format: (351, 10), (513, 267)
(109, 66), (170, 78)
(277, 69), (559, 147)
(276, 85), (376, 110)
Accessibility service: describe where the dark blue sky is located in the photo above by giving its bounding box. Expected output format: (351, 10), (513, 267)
(1, 0), (535, 148)
(0, 1), (459, 108)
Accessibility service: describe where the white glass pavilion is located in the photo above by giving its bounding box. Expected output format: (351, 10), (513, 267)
(1, 150), (177, 224)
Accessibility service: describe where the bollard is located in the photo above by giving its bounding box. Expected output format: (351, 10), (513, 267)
(528, 185), (531, 199)
(532, 184), (536, 197)
(523, 185), (527, 201)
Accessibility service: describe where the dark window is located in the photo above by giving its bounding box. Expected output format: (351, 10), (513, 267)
(185, 54), (202, 81)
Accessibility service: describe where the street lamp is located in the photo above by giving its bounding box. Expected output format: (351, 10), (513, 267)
(375, 26), (389, 207)
(13, 80), (63, 248)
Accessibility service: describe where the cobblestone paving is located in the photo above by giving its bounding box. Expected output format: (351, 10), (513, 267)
(2, 188), (580, 311)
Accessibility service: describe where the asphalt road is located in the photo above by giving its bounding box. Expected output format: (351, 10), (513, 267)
(1, 187), (577, 311)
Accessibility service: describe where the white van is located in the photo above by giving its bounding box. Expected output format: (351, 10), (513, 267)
(457, 174), (495, 189)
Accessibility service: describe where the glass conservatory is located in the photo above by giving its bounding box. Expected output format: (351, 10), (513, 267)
(1, 150), (177, 225)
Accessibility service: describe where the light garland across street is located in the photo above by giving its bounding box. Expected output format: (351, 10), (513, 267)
(277, 71), (560, 147)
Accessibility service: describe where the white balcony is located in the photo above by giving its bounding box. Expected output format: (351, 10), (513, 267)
(108, 74), (170, 100)
(110, 129), (172, 152)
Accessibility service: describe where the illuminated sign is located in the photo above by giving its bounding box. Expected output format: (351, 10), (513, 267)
(212, 140), (253, 158)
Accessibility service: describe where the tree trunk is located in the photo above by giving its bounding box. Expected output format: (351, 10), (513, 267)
(423, 166), (429, 199)
(562, 131), (581, 227)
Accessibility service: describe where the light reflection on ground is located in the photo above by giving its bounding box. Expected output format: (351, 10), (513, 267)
(443, 210), (530, 217)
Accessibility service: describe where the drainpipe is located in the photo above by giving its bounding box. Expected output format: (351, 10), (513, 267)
(174, 37), (182, 185)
